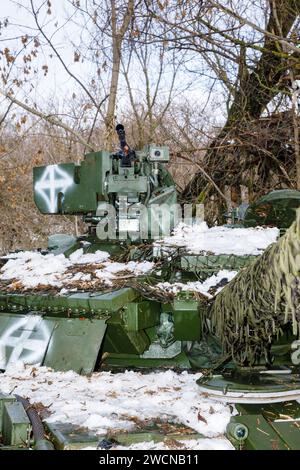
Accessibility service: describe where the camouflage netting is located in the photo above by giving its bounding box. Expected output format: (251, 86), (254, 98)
(209, 208), (300, 366)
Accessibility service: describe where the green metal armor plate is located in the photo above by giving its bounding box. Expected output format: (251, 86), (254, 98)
(244, 189), (300, 230)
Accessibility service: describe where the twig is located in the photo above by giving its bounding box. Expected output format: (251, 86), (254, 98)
(0, 89), (95, 151)
(176, 153), (231, 204)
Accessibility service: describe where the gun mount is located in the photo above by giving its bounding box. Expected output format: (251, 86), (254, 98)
(33, 125), (175, 243)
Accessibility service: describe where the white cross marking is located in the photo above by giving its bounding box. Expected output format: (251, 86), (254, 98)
(35, 165), (73, 213)
(0, 316), (51, 367)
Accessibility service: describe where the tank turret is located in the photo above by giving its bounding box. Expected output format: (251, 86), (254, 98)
(33, 125), (176, 243)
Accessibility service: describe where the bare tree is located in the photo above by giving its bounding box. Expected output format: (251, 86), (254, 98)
(145, 0), (300, 213)
(104, 0), (135, 149)
(121, 13), (184, 147)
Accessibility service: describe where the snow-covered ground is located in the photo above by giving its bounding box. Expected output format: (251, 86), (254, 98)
(158, 269), (238, 298)
(0, 364), (234, 450)
(158, 222), (279, 255)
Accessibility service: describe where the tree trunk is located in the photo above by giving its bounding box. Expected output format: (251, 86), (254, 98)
(290, 70), (300, 188)
(183, 0), (300, 201)
(104, 0), (134, 151)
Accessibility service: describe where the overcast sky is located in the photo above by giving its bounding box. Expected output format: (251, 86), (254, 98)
(1, 1), (93, 100)
(1, 1), (229, 127)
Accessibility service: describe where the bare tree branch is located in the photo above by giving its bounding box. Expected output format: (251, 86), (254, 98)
(30, 0), (101, 109)
(0, 101), (13, 127)
(0, 89), (95, 151)
(210, 1), (300, 55)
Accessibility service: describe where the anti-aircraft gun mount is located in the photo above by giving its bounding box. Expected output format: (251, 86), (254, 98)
(33, 124), (176, 251)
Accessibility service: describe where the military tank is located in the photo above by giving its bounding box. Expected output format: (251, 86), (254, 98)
(1, 125), (300, 450)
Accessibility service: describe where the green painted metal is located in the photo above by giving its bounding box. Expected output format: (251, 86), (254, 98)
(0, 131), (202, 374)
(48, 234), (77, 251)
(181, 254), (257, 277)
(228, 401), (300, 450)
(0, 446), (29, 450)
(198, 372), (300, 393)
(43, 317), (107, 374)
(2, 401), (31, 447)
(0, 313), (107, 374)
(197, 371), (300, 397)
(236, 401), (300, 420)
(0, 314), (56, 370)
(107, 174), (148, 193)
(103, 429), (204, 446)
(172, 298), (201, 341)
(227, 414), (289, 450)
(33, 151), (111, 215)
(0, 393), (15, 425)
(5, 124), (300, 425)
(103, 312), (150, 355)
(123, 301), (160, 332)
(270, 421), (300, 449)
(102, 351), (191, 369)
(33, 146), (175, 223)
(44, 422), (99, 450)
(6, 128), (300, 451)
(44, 420), (203, 450)
(0, 285), (203, 372)
(87, 288), (138, 313)
(0, 287), (138, 317)
(244, 189), (300, 230)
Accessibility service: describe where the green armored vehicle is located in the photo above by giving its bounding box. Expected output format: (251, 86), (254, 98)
(0, 125), (279, 374)
(0, 124), (199, 373)
(1, 125), (300, 450)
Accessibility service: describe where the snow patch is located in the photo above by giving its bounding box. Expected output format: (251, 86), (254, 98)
(0, 365), (234, 450)
(0, 250), (154, 290)
(69, 249), (110, 264)
(158, 222), (279, 256)
(158, 269), (238, 298)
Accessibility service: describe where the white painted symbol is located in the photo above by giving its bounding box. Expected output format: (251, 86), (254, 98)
(291, 339), (300, 365)
(35, 165), (73, 213)
(0, 316), (51, 368)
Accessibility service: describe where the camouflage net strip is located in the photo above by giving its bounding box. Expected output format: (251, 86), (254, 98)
(209, 209), (300, 366)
